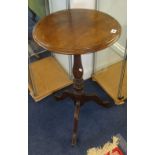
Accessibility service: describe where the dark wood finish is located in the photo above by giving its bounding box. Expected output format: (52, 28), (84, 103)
(72, 100), (80, 145)
(55, 55), (112, 145)
(33, 9), (121, 55)
(33, 9), (121, 145)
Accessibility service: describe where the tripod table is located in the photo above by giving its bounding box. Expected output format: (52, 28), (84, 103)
(33, 9), (121, 145)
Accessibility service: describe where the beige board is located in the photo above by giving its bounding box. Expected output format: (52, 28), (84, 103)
(28, 57), (73, 102)
(93, 61), (127, 105)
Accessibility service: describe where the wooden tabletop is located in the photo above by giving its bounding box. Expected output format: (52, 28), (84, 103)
(33, 9), (121, 55)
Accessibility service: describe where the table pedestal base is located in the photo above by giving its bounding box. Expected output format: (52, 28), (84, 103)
(55, 55), (113, 145)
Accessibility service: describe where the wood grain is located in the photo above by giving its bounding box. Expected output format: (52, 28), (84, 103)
(33, 9), (121, 55)
(32, 9), (122, 144)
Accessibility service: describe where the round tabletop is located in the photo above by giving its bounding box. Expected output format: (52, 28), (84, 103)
(33, 9), (121, 55)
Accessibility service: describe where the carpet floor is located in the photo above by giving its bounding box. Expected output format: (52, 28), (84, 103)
(28, 79), (127, 155)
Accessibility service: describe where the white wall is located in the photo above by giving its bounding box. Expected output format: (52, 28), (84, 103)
(48, 0), (70, 74)
(99, 0), (127, 48)
(48, 0), (127, 79)
(70, 0), (95, 9)
(95, 0), (127, 73)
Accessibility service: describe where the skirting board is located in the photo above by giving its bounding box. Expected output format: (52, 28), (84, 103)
(92, 61), (127, 105)
(28, 57), (72, 102)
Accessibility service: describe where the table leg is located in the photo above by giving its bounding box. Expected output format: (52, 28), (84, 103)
(71, 55), (83, 145)
(72, 55), (84, 92)
(55, 54), (112, 145)
(71, 100), (81, 145)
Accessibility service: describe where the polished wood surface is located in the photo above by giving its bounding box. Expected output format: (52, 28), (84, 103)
(33, 9), (121, 55)
(55, 54), (112, 145)
(33, 9), (121, 145)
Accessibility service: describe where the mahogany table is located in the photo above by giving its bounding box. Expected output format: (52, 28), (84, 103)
(33, 9), (121, 145)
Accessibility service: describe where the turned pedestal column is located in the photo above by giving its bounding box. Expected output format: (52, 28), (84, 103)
(33, 9), (121, 145)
